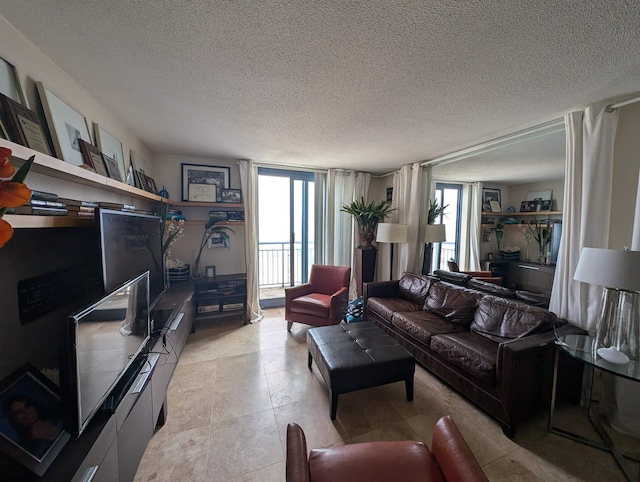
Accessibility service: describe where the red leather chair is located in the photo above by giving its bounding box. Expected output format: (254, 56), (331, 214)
(286, 415), (488, 482)
(285, 264), (351, 332)
(448, 259), (502, 286)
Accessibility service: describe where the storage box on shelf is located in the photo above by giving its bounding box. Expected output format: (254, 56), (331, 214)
(193, 273), (247, 326)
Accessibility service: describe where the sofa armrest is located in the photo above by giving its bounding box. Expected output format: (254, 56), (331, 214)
(286, 423), (310, 482)
(431, 416), (488, 482)
(363, 280), (400, 300)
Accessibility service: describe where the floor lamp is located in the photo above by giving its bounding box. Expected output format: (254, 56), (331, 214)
(422, 224), (446, 275)
(574, 247), (640, 364)
(376, 223), (408, 280)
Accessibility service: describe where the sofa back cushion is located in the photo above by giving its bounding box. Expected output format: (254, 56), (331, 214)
(467, 278), (516, 298)
(432, 270), (471, 287)
(424, 282), (482, 327)
(399, 273), (432, 306)
(471, 295), (558, 340)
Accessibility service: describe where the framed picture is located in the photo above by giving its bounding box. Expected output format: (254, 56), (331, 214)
(94, 124), (125, 181)
(221, 188), (242, 204)
(36, 82), (91, 166)
(527, 190), (552, 201)
(0, 56), (27, 106)
(489, 200), (502, 213)
(205, 265), (216, 278)
(482, 231), (491, 242)
(482, 188), (501, 207)
(209, 211), (228, 223)
(520, 200), (537, 212)
(181, 163), (230, 202)
(78, 139), (108, 177)
(539, 199), (552, 211)
(487, 252), (494, 261)
(188, 183), (217, 202)
(0, 364), (70, 476)
(130, 150), (149, 174)
(143, 173), (158, 194)
(482, 202), (491, 212)
(102, 153), (122, 182)
(386, 187), (393, 203)
(0, 93), (51, 155)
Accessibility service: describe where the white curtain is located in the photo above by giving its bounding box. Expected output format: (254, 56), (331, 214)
(550, 105), (619, 332)
(325, 170), (356, 268)
(314, 172), (327, 264)
(468, 182), (483, 270)
(394, 163), (425, 276)
(238, 160), (263, 323)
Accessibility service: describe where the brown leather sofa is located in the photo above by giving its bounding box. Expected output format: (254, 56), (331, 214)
(363, 271), (584, 437)
(286, 415), (488, 482)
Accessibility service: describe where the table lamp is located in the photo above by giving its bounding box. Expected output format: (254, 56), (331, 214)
(422, 224), (446, 275)
(376, 223), (408, 280)
(574, 247), (640, 364)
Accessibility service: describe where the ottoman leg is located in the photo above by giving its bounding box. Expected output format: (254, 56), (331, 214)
(330, 390), (338, 420)
(308, 352), (313, 370)
(405, 375), (414, 401)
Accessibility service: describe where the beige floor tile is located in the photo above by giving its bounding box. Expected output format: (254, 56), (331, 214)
(206, 409), (283, 481)
(137, 310), (634, 482)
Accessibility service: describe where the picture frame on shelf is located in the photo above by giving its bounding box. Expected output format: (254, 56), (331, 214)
(209, 211), (228, 223)
(102, 153), (122, 182)
(520, 200), (537, 212)
(220, 188), (242, 204)
(0, 93), (51, 155)
(482, 202), (491, 212)
(143, 173), (158, 194)
(0, 56), (27, 107)
(0, 363), (70, 476)
(188, 183), (217, 202)
(130, 150), (149, 174)
(205, 265), (216, 278)
(539, 199), (553, 211)
(36, 82), (91, 166)
(489, 200), (502, 213)
(482, 188), (501, 207)
(94, 124), (125, 181)
(78, 139), (108, 177)
(181, 163), (230, 202)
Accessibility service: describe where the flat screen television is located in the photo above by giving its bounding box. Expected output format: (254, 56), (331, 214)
(62, 272), (151, 437)
(97, 208), (165, 310)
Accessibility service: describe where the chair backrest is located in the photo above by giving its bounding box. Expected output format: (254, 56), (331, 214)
(308, 264), (351, 295)
(447, 259), (460, 272)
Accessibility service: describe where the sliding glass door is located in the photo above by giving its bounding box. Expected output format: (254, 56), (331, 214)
(432, 183), (462, 271)
(257, 168), (315, 308)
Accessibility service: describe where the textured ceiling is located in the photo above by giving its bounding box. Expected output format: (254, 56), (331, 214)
(1, 1), (639, 179)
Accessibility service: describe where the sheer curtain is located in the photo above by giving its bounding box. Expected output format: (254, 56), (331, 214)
(468, 182), (483, 270)
(394, 163), (426, 275)
(325, 170), (356, 268)
(550, 105), (619, 332)
(238, 160), (263, 323)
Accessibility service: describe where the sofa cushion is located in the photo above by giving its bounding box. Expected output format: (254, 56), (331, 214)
(467, 278), (516, 298)
(430, 332), (498, 385)
(367, 298), (422, 324)
(398, 272), (432, 306)
(515, 290), (550, 308)
(470, 295), (558, 341)
(392, 311), (466, 346)
(289, 293), (331, 317)
(424, 283), (482, 328)
(432, 270), (471, 286)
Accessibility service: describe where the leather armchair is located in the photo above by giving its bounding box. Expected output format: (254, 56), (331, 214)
(286, 415), (488, 482)
(285, 264), (351, 331)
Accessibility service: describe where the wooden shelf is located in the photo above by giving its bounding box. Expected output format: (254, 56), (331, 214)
(182, 220), (244, 226)
(166, 200), (243, 209)
(4, 214), (94, 228)
(0, 138), (162, 202)
(481, 211), (562, 216)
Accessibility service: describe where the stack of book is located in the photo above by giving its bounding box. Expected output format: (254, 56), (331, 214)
(59, 198), (99, 218)
(13, 190), (67, 216)
(167, 209), (185, 220)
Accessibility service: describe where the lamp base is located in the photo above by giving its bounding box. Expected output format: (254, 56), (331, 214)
(597, 346), (630, 364)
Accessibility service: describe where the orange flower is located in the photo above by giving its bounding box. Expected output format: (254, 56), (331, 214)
(0, 218), (12, 248)
(0, 180), (31, 208)
(0, 147), (13, 178)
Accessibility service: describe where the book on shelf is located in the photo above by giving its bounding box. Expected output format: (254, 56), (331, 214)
(97, 201), (124, 210)
(66, 210), (95, 218)
(28, 199), (66, 209)
(12, 205), (68, 216)
(30, 190), (59, 201)
(222, 303), (245, 311)
(58, 198), (99, 208)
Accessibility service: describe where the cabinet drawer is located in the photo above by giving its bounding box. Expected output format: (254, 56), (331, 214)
(71, 416), (117, 482)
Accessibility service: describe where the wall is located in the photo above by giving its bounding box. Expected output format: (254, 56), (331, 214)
(154, 153), (246, 275)
(611, 102), (640, 249)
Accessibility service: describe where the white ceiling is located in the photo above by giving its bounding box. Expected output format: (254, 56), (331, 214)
(1, 1), (639, 180)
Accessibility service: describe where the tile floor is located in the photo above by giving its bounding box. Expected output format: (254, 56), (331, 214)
(134, 309), (638, 481)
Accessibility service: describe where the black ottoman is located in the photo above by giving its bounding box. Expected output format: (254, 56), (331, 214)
(307, 322), (415, 419)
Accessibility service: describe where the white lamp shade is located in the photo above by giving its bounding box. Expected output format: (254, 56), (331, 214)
(574, 247), (640, 291)
(376, 223), (408, 243)
(424, 224), (446, 243)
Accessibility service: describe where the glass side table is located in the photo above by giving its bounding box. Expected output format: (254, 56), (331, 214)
(549, 334), (640, 481)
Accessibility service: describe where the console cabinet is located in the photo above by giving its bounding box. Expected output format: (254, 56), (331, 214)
(194, 274), (247, 325)
(508, 261), (555, 295)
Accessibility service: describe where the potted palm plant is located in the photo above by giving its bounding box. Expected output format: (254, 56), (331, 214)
(341, 197), (394, 294)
